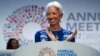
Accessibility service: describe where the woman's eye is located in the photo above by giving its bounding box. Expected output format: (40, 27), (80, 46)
(53, 12), (56, 15)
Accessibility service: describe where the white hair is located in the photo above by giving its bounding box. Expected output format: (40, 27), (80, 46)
(44, 1), (63, 16)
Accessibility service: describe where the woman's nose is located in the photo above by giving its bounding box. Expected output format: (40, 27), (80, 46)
(49, 14), (53, 19)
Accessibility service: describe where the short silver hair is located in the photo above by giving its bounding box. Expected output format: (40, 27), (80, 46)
(44, 1), (63, 16)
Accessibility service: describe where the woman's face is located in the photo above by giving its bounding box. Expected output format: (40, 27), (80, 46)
(46, 6), (61, 26)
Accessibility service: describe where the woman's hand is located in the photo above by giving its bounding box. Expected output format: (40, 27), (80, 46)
(66, 29), (77, 41)
(45, 27), (56, 41)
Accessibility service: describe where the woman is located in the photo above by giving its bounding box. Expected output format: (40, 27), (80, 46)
(35, 1), (77, 42)
(7, 38), (19, 49)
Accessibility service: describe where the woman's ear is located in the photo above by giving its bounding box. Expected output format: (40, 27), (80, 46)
(60, 13), (63, 18)
(59, 14), (63, 23)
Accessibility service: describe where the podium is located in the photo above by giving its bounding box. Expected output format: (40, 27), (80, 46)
(0, 50), (14, 56)
(14, 41), (100, 56)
